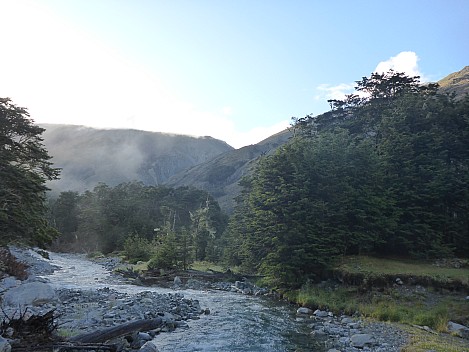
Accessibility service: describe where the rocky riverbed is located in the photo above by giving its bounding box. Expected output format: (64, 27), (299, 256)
(0, 247), (414, 351)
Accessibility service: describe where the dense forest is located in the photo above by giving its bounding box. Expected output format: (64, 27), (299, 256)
(1, 70), (468, 289)
(223, 71), (469, 287)
(47, 182), (228, 268)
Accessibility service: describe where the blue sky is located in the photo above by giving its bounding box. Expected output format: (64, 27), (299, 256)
(0, 0), (467, 148)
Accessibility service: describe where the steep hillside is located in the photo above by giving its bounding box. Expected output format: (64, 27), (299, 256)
(166, 129), (292, 212)
(166, 66), (469, 213)
(42, 124), (233, 194)
(438, 65), (469, 98)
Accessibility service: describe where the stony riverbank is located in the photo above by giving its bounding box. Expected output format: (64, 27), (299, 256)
(0, 247), (416, 351)
(1, 248), (209, 351)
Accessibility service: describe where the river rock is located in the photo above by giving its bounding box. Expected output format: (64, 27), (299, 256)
(0, 277), (20, 291)
(139, 341), (159, 351)
(313, 309), (329, 317)
(297, 307), (313, 315)
(350, 333), (375, 348)
(3, 282), (56, 306)
(447, 321), (469, 339)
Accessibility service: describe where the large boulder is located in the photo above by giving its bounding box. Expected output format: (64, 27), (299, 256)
(350, 333), (375, 348)
(3, 282), (56, 307)
(448, 321), (469, 339)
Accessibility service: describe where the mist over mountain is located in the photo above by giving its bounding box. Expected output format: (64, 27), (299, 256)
(42, 124), (233, 195)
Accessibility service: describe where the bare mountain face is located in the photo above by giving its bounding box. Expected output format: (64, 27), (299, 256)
(42, 124), (233, 195)
(438, 66), (469, 98)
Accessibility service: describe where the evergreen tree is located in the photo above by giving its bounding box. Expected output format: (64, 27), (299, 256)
(0, 98), (60, 246)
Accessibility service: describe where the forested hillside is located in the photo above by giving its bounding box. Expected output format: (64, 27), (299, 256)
(223, 70), (469, 287)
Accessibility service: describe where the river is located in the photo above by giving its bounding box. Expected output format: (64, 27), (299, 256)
(40, 252), (324, 351)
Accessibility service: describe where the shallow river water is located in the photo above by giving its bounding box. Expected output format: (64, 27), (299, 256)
(40, 252), (324, 352)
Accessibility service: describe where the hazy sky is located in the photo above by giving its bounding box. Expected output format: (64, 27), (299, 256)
(1, 0), (467, 148)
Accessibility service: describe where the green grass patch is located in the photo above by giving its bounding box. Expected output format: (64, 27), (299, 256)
(190, 261), (239, 273)
(294, 284), (360, 315)
(337, 256), (469, 286)
(293, 283), (469, 332)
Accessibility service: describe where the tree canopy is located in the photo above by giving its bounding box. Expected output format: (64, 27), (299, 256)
(224, 71), (469, 287)
(0, 98), (60, 246)
(48, 182), (228, 265)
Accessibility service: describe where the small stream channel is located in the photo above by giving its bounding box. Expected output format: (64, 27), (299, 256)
(40, 252), (324, 351)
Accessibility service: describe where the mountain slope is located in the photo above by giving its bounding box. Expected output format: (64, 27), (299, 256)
(166, 129), (292, 212)
(438, 66), (469, 98)
(166, 66), (469, 213)
(42, 124), (233, 194)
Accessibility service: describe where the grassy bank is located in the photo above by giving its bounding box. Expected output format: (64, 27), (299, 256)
(287, 256), (469, 351)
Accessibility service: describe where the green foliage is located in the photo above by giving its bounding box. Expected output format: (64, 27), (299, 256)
(0, 98), (60, 246)
(49, 182), (227, 268)
(148, 232), (178, 270)
(295, 284), (359, 315)
(123, 234), (155, 263)
(225, 70), (469, 287)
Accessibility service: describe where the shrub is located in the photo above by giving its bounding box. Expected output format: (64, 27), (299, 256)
(147, 232), (178, 270)
(123, 234), (154, 263)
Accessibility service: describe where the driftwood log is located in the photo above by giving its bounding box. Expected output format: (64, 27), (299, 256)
(11, 343), (119, 352)
(68, 317), (163, 344)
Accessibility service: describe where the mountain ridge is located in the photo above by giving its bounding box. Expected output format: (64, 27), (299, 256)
(41, 124), (233, 195)
(42, 66), (468, 212)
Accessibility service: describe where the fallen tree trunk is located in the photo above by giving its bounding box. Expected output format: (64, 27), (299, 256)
(68, 318), (163, 344)
(8, 342), (118, 352)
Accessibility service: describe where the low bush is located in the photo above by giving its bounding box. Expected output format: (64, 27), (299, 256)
(123, 234), (155, 263)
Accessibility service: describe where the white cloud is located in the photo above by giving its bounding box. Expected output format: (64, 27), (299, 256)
(374, 51), (428, 82)
(315, 83), (355, 101)
(315, 51), (429, 104)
